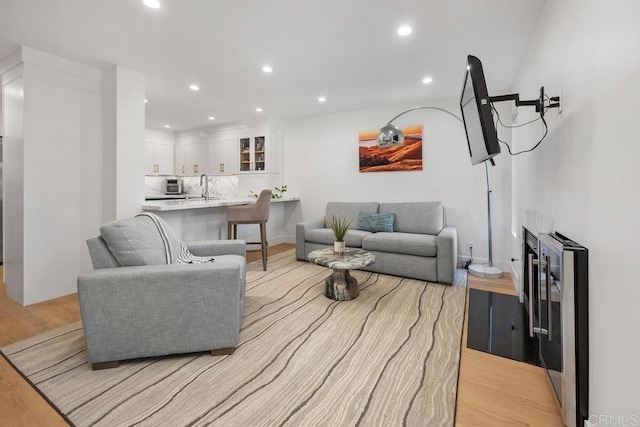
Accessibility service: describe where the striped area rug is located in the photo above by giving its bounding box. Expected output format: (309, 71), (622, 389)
(1, 250), (467, 426)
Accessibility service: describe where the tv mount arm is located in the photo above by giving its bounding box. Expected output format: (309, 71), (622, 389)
(489, 86), (560, 117)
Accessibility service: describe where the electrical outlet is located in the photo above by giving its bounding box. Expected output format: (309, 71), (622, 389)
(468, 241), (474, 250)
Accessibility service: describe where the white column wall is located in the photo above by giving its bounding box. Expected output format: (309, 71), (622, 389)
(282, 97), (513, 270)
(103, 66), (145, 221)
(511, 0), (640, 418)
(2, 67), (25, 302)
(2, 48), (103, 305)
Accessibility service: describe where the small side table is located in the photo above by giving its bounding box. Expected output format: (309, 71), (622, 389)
(308, 248), (375, 301)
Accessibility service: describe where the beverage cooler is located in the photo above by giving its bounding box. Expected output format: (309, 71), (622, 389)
(524, 230), (589, 427)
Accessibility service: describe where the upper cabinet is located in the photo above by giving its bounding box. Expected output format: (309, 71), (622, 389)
(145, 129), (176, 175)
(145, 141), (174, 175)
(238, 128), (280, 174)
(174, 143), (186, 175)
(173, 120), (282, 176)
(211, 138), (238, 174)
(175, 141), (210, 175)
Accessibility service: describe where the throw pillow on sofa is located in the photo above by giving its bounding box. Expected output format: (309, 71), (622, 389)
(357, 212), (395, 233)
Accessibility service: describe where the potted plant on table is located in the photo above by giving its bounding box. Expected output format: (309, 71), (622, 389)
(326, 215), (351, 255)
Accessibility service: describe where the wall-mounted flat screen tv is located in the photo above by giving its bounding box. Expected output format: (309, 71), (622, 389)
(460, 55), (501, 165)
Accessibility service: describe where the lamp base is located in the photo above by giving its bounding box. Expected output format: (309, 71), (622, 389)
(468, 264), (503, 279)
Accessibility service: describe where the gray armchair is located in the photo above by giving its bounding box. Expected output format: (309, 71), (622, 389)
(77, 215), (247, 370)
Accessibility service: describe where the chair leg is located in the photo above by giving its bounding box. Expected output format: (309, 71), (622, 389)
(233, 224), (238, 240)
(260, 222), (267, 271)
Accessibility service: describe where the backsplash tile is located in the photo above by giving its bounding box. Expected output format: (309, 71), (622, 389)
(145, 175), (239, 197)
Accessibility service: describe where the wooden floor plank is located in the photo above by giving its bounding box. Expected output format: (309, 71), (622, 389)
(455, 272), (564, 427)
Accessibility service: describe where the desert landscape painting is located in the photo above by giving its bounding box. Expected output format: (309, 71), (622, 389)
(358, 125), (423, 172)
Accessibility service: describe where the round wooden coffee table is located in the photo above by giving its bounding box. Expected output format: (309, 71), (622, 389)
(308, 248), (375, 301)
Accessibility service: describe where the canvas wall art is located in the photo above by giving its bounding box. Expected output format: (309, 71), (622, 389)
(358, 125), (423, 172)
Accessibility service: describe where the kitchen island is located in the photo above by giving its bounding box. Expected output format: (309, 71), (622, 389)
(142, 196), (300, 243)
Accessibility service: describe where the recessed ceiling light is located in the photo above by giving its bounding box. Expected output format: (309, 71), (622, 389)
(422, 76), (433, 84)
(164, 125), (171, 128)
(256, 107), (263, 112)
(208, 116), (215, 120)
(397, 26), (412, 36)
(189, 84), (200, 91)
(143, 0), (161, 9)
(144, 99), (148, 103)
(262, 65), (273, 73)
(318, 96), (327, 103)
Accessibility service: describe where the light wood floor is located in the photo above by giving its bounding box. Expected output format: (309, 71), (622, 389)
(0, 245), (563, 426)
(456, 273), (564, 426)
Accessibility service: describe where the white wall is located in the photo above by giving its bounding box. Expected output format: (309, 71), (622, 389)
(2, 66), (25, 302)
(512, 0), (640, 419)
(282, 98), (513, 269)
(2, 47), (103, 305)
(103, 66), (146, 221)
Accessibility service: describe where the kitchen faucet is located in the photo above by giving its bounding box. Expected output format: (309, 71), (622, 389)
(200, 174), (210, 202)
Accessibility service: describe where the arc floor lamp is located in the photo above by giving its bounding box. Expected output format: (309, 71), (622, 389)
(376, 106), (503, 279)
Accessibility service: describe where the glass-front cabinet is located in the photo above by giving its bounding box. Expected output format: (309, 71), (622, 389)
(239, 135), (267, 173)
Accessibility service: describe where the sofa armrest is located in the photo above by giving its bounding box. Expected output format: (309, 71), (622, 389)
(77, 263), (243, 364)
(436, 226), (458, 284)
(296, 219), (325, 260)
(185, 239), (246, 257)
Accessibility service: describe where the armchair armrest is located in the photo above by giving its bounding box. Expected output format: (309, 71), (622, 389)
(77, 263), (244, 364)
(185, 239), (246, 257)
(296, 219), (325, 260)
(436, 226), (458, 284)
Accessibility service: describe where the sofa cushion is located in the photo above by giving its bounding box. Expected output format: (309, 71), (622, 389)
(379, 202), (443, 235)
(362, 232), (437, 257)
(100, 216), (167, 266)
(305, 228), (372, 248)
(357, 212), (395, 233)
(325, 202), (379, 228)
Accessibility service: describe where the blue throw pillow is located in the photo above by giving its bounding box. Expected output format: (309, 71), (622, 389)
(358, 212), (395, 233)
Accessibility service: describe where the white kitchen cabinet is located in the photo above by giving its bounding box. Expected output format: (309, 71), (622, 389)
(175, 141), (209, 175)
(145, 141), (174, 175)
(145, 142), (155, 174)
(174, 143), (185, 175)
(174, 121), (281, 177)
(238, 135), (265, 173)
(211, 138), (238, 174)
(237, 126), (281, 174)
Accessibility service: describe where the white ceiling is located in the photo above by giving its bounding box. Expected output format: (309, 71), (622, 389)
(0, 0), (546, 131)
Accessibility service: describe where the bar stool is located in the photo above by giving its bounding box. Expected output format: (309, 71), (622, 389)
(227, 189), (272, 270)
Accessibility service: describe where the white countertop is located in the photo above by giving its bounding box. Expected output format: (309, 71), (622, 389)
(145, 194), (189, 200)
(142, 196), (300, 211)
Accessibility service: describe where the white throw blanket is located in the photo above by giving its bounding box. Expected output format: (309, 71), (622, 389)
(136, 213), (214, 264)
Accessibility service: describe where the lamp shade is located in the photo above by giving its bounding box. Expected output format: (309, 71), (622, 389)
(376, 124), (404, 147)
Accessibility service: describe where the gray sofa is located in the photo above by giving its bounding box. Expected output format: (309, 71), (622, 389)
(296, 202), (457, 284)
(77, 215), (247, 369)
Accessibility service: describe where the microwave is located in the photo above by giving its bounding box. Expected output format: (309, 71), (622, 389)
(165, 178), (183, 194)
